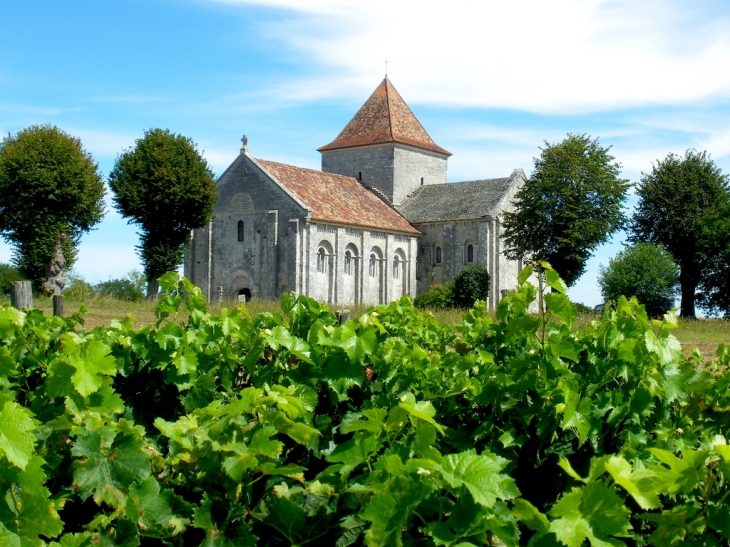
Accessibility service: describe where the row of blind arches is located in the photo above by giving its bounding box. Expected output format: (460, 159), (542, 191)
(316, 244), (407, 279)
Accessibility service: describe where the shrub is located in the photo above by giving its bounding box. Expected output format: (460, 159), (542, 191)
(572, 301), (594, 314)
(0, 262), (23, 295)
(598, 242), (679, 316)
(95, 270), (146, 302)
(62, 270), (95, 301)
(452, 265), (490, 308)
(414, 282), (454, 310)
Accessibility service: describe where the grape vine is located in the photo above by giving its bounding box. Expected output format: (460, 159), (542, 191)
(0, 266), (728, 546)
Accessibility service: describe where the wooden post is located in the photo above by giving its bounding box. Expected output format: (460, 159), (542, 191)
(10, 281), (33, 310)
(336, 309), (351, 325)
(53, 295), (64, 317)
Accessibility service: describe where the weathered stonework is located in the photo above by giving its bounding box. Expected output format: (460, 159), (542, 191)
(186, 78), (531, 310)
(321, 143), (447, 205)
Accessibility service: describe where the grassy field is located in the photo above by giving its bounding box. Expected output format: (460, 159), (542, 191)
(8, 296), (730, 362)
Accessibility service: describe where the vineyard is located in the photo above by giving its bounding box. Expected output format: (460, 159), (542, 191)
(1, 266), (729, 546)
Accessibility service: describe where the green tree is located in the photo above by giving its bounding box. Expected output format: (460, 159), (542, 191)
(629, 150), (730, 318)
(0, 125), (105, 291)
(598, 243), (679, 316)
(108, 129), (217, 297)
(502, 134), (630, 287)
(452, 265), (490, 308)
(696, 201), (730, 317)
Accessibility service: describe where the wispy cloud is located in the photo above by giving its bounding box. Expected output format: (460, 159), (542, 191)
(201, 0), (730, 114)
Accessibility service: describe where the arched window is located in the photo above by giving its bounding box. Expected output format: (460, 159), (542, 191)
(369, 253), (377, 277)
(436, 246), (442, 264)
(393, 255), (401, 279)
(237, 220), (244, 242)
(344, 250), (352, 275)
(317, 247), (327, 273)
(467, 244), (474, 263)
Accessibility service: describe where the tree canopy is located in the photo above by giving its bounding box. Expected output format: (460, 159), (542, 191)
(693, 201), (730, 317)
(502, 134), (630, 287)
(598, 243), (679, 316)
(108, 129), (217, 296)
(628, 150), (730, 318)
(0, 125), (105, 291)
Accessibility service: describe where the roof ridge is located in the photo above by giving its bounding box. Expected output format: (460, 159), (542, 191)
(384, 78), (394, 141)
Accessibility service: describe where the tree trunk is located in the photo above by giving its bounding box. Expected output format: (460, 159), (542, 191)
(10, 281), (33, 310)
(147, 278), (160, 300)
(53, 295), (64, 317)
(679, 271), (697, 318)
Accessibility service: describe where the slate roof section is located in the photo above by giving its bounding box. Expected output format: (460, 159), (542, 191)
(397, 170), (525, 224)
(256, 159), (421, 235)
(318, 78), (451, 156)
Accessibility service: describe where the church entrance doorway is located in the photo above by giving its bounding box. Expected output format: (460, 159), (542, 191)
(238, 288), (252, 302)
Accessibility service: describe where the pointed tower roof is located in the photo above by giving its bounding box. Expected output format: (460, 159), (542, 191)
(318, 78), (451, 156)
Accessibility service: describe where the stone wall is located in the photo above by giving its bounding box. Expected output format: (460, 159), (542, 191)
(186, 153), (309, 301)
(321, 143), (447, 205)
(321, 145), (395, 201)
(187, 152), (419, 306)
(301, 222), (417, 306)
(413, 218), (524, 309)
(392, 145), (447, 205)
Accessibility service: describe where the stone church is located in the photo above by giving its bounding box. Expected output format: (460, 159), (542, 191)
(185, 78), (526, 308)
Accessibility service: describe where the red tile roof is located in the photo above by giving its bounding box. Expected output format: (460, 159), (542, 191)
(256, 159), (421, 235)
(318, 78), (451, 156)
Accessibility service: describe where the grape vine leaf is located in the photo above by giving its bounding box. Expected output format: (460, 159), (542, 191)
(361, 493), (403, 547)
(604, 456), (661, 510)
(67, 339), (117, 397)
(71, 425), (151, 509)
(59, 535), (90, 547)
(124, 476), (189, 538)
(0, 401), (36, 469)
(0, 456), (63, 546)
(548, 482), (631, 547)
(49, 532), (93, 547)
(439, 450), (519, 508)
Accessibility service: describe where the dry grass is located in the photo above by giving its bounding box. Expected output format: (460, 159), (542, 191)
(3, 296), (728, 360)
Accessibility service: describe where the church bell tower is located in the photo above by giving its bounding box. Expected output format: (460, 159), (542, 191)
(318, 78), (451, 206)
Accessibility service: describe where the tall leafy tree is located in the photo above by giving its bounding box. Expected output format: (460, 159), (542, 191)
(598, 243), (679, 316)
(0, 125), (105, 291)
(686, 195), (730, 317)
(629, 150), (729, 318)
(109, 129), (217, 297)
(502, 134), (629, 287)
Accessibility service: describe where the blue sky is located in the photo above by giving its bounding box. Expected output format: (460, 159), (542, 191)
(1, 0), (729, 306)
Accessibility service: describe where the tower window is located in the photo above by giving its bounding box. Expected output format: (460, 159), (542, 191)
(421, 177), (424, 186)
(344, 250), (352, 274)
(358, 172), (362, 181)
(237, 220), (244, 241)
(317, 248), (327, 273)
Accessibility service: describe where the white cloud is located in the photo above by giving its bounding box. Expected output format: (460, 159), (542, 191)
(203, 0), (730, 113)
